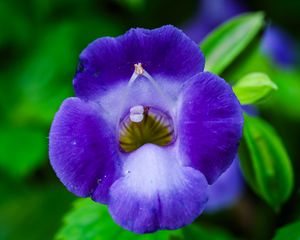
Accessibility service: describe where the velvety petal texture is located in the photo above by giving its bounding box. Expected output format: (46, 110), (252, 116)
(109, 144), (208, 233)
(74, 25), (205, 100)
(49, 98), (118, 203)
(177, 72), (243, 184)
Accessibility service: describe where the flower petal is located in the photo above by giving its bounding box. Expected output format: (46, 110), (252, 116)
(74, 25), (205, 100)
(108, 144), (208, 233)
(177, 72), (243, 184)
(205, 157), (243, 212)
(49, 97), (119, 203)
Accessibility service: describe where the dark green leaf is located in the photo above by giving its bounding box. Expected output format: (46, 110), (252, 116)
(0, 182), (74, 240)
(13, 22), (78, 125)
(114, 0), (145, 11)
(272, 221), (300, 240)
(56, 198), (183, 240)
(233, 72), (277, 104)
(14, 19), (122, 125)
(201, 12), (264, 74)
(263, 69), (300, 121)
(182, 224), (235, 240)
(239, 115), (294, 210)
(0, 125), (47, 178)
(220, 40), (300, 120)
(0, 1), (31, 46)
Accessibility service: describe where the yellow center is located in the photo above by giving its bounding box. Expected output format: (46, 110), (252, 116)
(119, 106), (174, 152)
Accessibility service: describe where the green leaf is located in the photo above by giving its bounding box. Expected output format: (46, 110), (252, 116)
(0, 0), (31, 46)
(233, 72), (278, 104)
(272, 221), (300, 240)
(56, 198), (183, 240)
(0, 124), (47, 178)
(0, 182), (74, 240)
(239, 115), (294, 210)
(219, 38), (300, 120)
(263, 69), (300, 121)
(14, 19), (122, 125)
(201, 12), (264, 75)
(114, 0), (145, 11)
(13, 22), (78, 125)
(182, 224), (235, 240)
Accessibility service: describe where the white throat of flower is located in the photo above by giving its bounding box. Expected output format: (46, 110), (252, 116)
(116, 63), (174, 135)
(116, 63), (175, 152)
(128, 63), (169, 100)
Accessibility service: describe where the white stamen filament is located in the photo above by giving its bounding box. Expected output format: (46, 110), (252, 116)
(116, 63), (174, 132)
(128, 63), (173, 106)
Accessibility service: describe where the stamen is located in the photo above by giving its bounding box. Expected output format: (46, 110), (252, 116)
(130, 105), (144, 123)
(134, 63), (144, 75)
(126, 63), (174, 107)
(116, 63), (174, 133)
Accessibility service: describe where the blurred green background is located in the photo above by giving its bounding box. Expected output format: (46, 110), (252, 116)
(0, 0), (300, 239)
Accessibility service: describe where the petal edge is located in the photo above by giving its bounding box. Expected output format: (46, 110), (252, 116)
(177, 72), (243, 184)
(108, 144), (208, 233)
(49, 97), (118, 203)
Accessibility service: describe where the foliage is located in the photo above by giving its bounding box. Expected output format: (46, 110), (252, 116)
(56, 199), (183, 240)
(0, 125), (46, 178)
(233, 72), (278, 105)
(1, 0), (300, 239)
(201, 12), (264, 74)
(272, 221), (300, 240)
(57, 199), (236, 240)
(239, 115), (293, 210)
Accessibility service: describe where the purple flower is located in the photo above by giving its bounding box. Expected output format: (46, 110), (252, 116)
(49, 25), (243, 233)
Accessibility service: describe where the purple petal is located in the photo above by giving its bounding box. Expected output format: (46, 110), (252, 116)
(205, 157), (244, 212)
(108, 144), (208, 233)
(49, 97), (119, 203)
(74, 25), (205, 100)
(177, 72), (243, 184)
